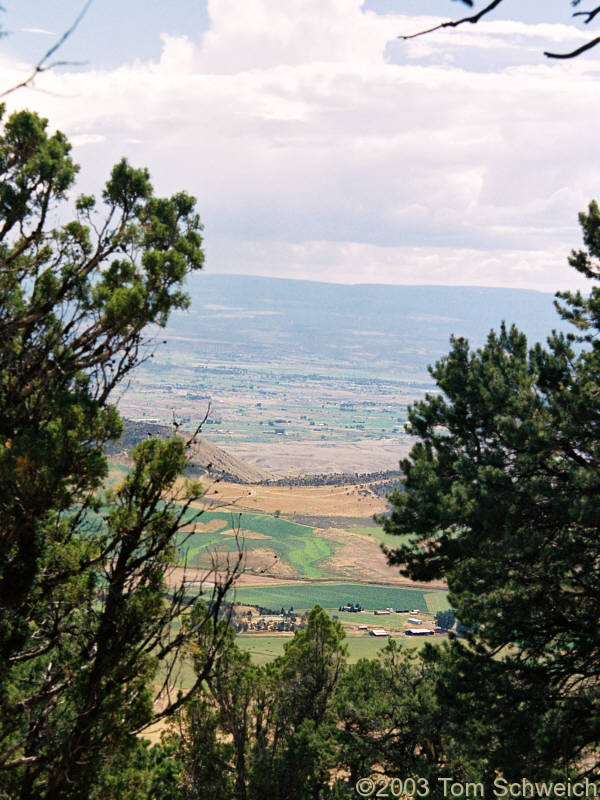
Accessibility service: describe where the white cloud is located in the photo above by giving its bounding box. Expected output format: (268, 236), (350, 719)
(69, 133), (106, 146)
(204, 238), (586, 293)
(0, 2), (598, 291)
(195, 0), (390, 71)
(20, 28), (56, 36)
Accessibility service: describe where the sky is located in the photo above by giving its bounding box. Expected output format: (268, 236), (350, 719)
(1, 0), (600, 291)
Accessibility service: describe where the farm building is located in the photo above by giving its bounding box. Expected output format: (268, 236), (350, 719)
(407, 617), (422, 625)
(405, 628), (434, 636)
(369, 629), (389, 637)
(374, 609), (392, 615)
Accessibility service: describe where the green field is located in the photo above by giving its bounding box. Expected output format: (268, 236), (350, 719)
(424, 590), (451, 613)
(232, 582), (427, 611)
(236, 635), (289, 665)
(351, 526), (415, 550)
(160, 632), (432, 685)
(236, 633), (431, 666)
(159, 625), (438, 689)
(333, 610), (432, 627)
(177, 510), (335, 578)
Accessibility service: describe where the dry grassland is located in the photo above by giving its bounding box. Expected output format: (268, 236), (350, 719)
(219, 438), (411, 476)
(316, 527), (398, 582)
(188, 480), (389, 518)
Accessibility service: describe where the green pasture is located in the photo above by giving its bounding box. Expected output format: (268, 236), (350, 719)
(343, 635), (431, 659)
(424, 590), (451, 613)
(333, 610), (428, 627)
(156, 627), (439, 690)
(350, 526), (414, 550)
(177, 510), (334, 578)
(236, 636), (289, 666)
(236, 633), (432, 666)
(231, 582), (427, 612)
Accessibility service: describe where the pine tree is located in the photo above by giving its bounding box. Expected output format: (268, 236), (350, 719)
(382, 200), (600, 775)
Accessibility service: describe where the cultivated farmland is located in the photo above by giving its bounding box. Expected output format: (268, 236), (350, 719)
(231, 582), (428, 612)
(177, 510), (334, 578)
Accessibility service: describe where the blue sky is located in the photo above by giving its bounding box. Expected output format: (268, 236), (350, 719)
(1, 1), (585, 69)
(1, 1), (210, 68)
(1, 1), (599, 290)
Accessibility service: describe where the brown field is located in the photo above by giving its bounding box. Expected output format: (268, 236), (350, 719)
(186, 479), (389, 518)
(316, 527), (398, 582)
(195, 518), (229, 533)
(163, 470), (446, 591)
(165, 563), (446, 592)
(221, 528), (272, 540)
(221, 438), (411, 476)
(165, 566), (305, 591)
(238, 547), (299, 576)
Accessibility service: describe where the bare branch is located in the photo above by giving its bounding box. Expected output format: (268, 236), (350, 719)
(0, 0), (93, 98)
(544, 35), (600, 58)
(572, 5), (600, 25)
(0, 755), (39, 772)
(184, 402), (212, 449)
(399, 1), (600, 60)
(399, 0), (504, 42)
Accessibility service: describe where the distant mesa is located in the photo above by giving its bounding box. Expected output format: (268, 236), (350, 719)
(107, 419), (272, 484)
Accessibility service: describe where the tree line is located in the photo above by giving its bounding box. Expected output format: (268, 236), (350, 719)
(260, 470), (402, 488)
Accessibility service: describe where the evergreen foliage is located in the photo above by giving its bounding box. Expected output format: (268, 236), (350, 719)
(0, 107), (238, 798)
(434, 610), (455, 631)
(383, 200), (600, 776)
(161, 608), (466, 799)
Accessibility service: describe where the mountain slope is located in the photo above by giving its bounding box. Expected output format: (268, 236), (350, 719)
(107, 419), (272, 483)
(167, 274), (565, 375)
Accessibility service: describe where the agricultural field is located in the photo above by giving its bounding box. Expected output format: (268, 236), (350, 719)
(196, 480), (390, 519)
(176, 510), (333, 578)
(333, 610), (435, 628)
(171, 492), (417, 584)
(231, 582), (429, 612)
(107, 464), (443, 589)
(424, 590), (452, 613)
(156, 631), (434, 690)
(235, 634), (428, 666)
(117, 279), (561, 478)
(348, 525), (414, 551)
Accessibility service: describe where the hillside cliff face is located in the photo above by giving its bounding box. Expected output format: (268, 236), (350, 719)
(106, 419), (272, 484)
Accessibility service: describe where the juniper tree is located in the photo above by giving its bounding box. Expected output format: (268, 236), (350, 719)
(176, 605), (346, 800)
(0, 106), (239, 798)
